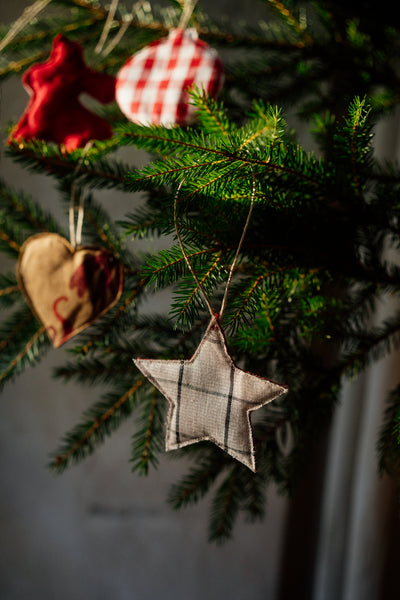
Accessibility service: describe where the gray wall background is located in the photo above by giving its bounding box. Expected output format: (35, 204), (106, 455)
(0, 2), (289, 599)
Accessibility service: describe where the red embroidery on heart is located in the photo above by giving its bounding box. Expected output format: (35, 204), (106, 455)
(69, 264), (87, 297)
(47, 325), (57, 343)
(93, 252), (116, 287)
(69, 251), (118, 298)
(53, 296), (73, 337)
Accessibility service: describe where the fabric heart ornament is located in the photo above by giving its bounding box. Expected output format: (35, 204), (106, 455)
(115, 28), (224, 127)
(17, 233), (123, 347)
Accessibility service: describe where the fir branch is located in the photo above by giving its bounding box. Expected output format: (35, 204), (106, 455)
(121, 130), (326, 192)
(71, 283), (145, 356)
(351, 100), (366, 196)
(0, 308), (49, 390)
(181, 163), (240, 201)
(188, 89), (232, 137)
(0, 312), (33, 354)
(0, 50), (47, 79)
(377, 384), (400, 477)
(0, 325), (47, 381)
(67, 0), (106, 19)
(0, 227), (21, 255)
(0, 6), (108, 79)
(50, 378), (144, 472)
(339, 319), (400, 378)
(0, 177), (63, 236)
(253, 419), (291, 491)
(225, 264), (322, 332)
(236, 101), (285, 153)
(54, 355), (136, 386)
(168, 449), (229, 509)
(0, 0), (53, 54)
(229, 273), (266, 327)
(6, 142), (132, 192)
(349, 98), (372, 197)
(130, 387), (164, 475)
(0, 16), (99, 53)
(143, 245), (220, 289)
(0, 282), (20, 306)
(81, 195), (133, 267)
(178, 254), (222, 320)
(115, 124), (218, 156)
(208, 464), (242, 543)
(169, 258), (226, 328)
(239, 459), (269, 522)
(264, 0), (313, 46)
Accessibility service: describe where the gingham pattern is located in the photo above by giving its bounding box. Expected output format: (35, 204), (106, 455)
(134, 316), (287, 471)
(115, 28), (224, 127)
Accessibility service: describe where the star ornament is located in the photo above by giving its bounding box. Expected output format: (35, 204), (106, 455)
(134, 316), (287, 471)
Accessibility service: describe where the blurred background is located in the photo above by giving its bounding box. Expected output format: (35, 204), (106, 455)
(0, 1), (399, 599)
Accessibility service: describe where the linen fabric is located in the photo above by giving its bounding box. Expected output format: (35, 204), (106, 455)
(134, 316), (287, 471)
(17, 233), (123, 347)
(115, 28), (224, 127)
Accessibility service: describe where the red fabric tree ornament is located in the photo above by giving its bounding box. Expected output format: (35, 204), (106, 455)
(9, 34), (116, 151)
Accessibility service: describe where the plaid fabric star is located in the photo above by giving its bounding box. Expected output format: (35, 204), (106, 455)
(134, 316), (287, 471)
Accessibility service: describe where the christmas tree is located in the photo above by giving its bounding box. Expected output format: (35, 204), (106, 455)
(1, 0), (400, 546)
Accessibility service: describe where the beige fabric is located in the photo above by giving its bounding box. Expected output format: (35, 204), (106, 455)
(17, 233), (123, 347)
(134, 316), (287, 471)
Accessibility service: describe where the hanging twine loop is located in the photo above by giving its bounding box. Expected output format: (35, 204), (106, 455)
(173, 178), (215, 320)
(95, 0), (146, 58)
(94, 0), (197, 60)
(178, 0), (198, 29)
(219, 167), (256, 321)
(0, 0), (52, 54)
(95, 0), (120, 54)
(69, 142), (92, 248)
(173, 165), (256, 324)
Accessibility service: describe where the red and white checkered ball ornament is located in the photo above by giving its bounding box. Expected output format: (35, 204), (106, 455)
(115, 28), (224, 127)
